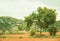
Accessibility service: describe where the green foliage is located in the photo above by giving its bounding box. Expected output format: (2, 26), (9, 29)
(0, 16), (23, 34)
(18, 25), (24, 31)
(24, 7), (57, 36)
(30, 30), (36, 36)
(24, 16), (33, 31)
(56, 20), (60, 27)
(48, 24), (57, 36)
(0, 7), (58, 38)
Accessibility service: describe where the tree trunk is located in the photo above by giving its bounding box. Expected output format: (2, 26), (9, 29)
(39, 28), (42, 36)
(40, 31), (42, 35)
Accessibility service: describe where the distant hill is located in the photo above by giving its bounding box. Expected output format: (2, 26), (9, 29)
(0, 16), (23, 31)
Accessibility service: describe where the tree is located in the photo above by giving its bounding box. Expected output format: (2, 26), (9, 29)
(36, 7), (56, 35)
(18, 20), (26, 31)
(48, 24), (57, 36)
(24, 16), (33, 31)
(24, 7), (57, 36)
(44, 7), (56, 28)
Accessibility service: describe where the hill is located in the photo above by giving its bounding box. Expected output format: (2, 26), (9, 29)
(0, 16), (24, 34)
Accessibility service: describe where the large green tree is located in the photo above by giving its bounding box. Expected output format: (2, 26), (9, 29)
(37, 7), (56, 35)
(24, 16), (33, 31)
(24, 7), (57, 36)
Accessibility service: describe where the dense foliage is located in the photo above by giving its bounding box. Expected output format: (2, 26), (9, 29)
(0, 16), (23, 34)
(24, 7), (57, 36)
(56, 20), (60, 28)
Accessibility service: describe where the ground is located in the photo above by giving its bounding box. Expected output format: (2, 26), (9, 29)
(0, 32), (60, 41)
(0, 38), (60, 41)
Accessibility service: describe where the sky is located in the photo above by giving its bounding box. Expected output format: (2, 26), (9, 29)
(0, 0), (60, 20)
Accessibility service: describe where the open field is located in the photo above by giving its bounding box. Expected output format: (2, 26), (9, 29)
(0, 32), (60, 41)
(0, 38), (60, 41)
(0, 32), (60, 37)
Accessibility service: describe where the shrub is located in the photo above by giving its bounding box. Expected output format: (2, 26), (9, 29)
(30, 30), (36, 36)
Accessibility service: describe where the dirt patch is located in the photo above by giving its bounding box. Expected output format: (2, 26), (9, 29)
(36, 32), (60, 36)
(0, 32), (60, 41)
(1, 32), (60, 37)
(0, 38), (60, 41)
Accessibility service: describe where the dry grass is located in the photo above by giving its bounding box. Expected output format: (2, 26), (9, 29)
(0, 32), (60, 41)
(0, 38), (60, 41)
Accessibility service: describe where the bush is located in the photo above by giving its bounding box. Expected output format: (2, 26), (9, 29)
(48, 24), (57, 36)
(30, 30), (36, 36)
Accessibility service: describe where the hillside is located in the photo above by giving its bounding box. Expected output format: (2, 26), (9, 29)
(0, 16), (24, 34)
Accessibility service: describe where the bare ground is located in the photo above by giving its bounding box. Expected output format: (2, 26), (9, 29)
(0, 38), (60, 41)
(0, 32), (60, 41)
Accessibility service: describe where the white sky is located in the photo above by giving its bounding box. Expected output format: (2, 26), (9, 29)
(0, 0), (60, 20)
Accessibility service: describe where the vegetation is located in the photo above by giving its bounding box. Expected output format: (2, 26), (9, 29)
(56, 20), (60, 28)
(30, 30), (36, 36)
(0, 16), (24, 34)
(24, 7), (57, 36)
(0, 7), (60, 38)
(48, 24), (57, 36)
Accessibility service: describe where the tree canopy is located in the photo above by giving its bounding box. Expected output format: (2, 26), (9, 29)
(24, 7), (57, 35)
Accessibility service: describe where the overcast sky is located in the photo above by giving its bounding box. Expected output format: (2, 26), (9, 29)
(0, 0), (60, 20)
